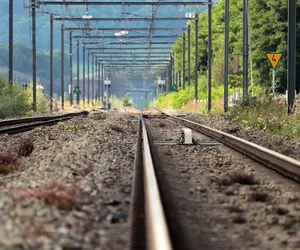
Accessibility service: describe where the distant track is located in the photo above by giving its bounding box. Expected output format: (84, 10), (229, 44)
(0, 111), (88, 135)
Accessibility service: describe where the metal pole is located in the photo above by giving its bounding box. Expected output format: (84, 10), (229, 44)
(182, 33), (186, 89)
(272, 69), (275, 96)
(69, 31), (73, 106)
(61, 24), (64, 110)
(9, 0), (13, 83)
(243, 0), (249, 99)
(83, 45), (85, 104)
(188, 25), (191, 87)
(98, 62), (101, 104)
(224, 0), (229, 112)
(50, 14), (53, 110)
(172, 55), (175, 88)
(288, 0), (296, 114)
(208, 0), (212, 111)
(165, 68), (167, 93)
(195, 13), (199, 100)
(101, 64), (104, 104)
(76, 40), (80, 105)
(87, 50), (90, 105)
(179, 71), (181, 88)
(92, 56), (94, 105)
(95, 60), (98, 102)
(32, 0), (37, 111)
(168, 61), (172, 92)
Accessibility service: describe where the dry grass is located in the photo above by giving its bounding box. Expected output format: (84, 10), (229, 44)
(33, 224), (53, 237)
(276, 207), (289, 215)
(80, 165), (96, 176)
(232, 215), (247, 224)
(17, 181), (81, 210)
(158, 122), (166, 128)
(109, 123), (124, 133)
(17, 139), (34, 157)
(219, 171), (257, 186)
(0, 153), (21, 175)
(248, 192), (269, 202)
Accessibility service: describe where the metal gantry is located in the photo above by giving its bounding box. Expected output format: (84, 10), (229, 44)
(27, 0), (215, 109)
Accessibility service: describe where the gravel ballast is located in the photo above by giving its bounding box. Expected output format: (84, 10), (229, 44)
(0, 112), (138, 250)
(177, 112), (300, 161)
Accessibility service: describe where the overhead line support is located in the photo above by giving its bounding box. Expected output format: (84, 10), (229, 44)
(36, 1), (210, 6)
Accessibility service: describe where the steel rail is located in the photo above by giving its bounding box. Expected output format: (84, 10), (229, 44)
(140, 115), (172, 250)
(0, 111), (86, 127)
(0, 111), (88, 135)
(167, 114), (300, 182)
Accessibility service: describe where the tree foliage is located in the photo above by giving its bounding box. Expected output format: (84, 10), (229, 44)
(172, 0), (300, 94)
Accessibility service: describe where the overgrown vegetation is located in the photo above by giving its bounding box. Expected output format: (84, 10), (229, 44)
(228, 97), (300, 137)
(0, 74), (49, 119)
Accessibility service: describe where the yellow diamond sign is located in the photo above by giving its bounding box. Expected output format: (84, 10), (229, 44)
(267, 53), (283, 69)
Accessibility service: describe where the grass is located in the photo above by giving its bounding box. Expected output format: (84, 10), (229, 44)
(227, 95), (300, 137)
(57, 121), (88, 132)
(17, 181), (81, 210)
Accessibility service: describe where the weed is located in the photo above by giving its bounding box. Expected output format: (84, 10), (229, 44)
(0, 153), (21, 175)
(276, 207), (289, 215)
(33, 224), (53, 237)
(109, 124), (124, 133)
(80, 165), (96, 176)
(17, 181), (81, 210)
(228, 206), (243, 213)
(219, 171), (257, 186)
(57, 122), (87, 132)
(248, 192), (269, 202)
(232, 215), (247, 224)
(93, 113), (107, 121)
(158, 122), (166, 128)
(17, 139), (34, 157)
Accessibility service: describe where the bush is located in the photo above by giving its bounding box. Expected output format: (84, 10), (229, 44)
(122, 93), (132, 107)
(0, 75), (49, 118)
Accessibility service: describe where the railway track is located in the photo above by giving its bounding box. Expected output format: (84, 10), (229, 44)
(0, 111), (88, 135)
(129, 111), (300, 249)
(152, 110), (300, 183)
